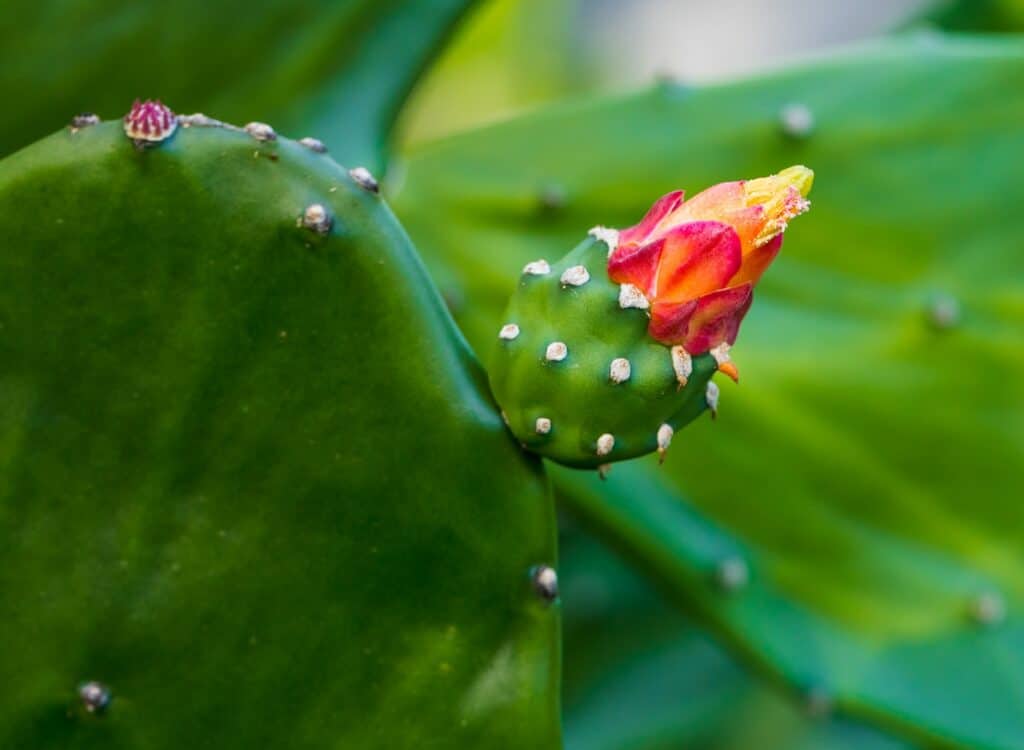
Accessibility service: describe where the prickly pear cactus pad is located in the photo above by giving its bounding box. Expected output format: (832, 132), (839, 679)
(0, 104), (560, 749)
(489, 169), (812, 468)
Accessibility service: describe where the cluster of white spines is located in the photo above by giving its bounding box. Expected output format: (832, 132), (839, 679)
(560, 265), (590, 287)
(588, 226), (619, 255)
(300, 204), (332, 235)
(671, 346), (693, 386)
(495, 238), (735, 467)
(523, 259), (551, 276)
(609, 358), (631, 384)
(545, 341), (568, 362)
(618, 283), (649, 310)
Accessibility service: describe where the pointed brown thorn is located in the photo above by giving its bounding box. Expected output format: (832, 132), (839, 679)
(718, 360), (739, 383)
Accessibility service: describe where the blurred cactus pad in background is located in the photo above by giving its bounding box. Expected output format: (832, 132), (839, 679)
(0, 1), (1022, 749)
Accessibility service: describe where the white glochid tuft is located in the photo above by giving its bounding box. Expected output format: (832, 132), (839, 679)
(522, 259), (551, 276)
(545, 342), (568, 362)
(609, 358), (631, 384)
(705, 381), (720, 417)
(244, 121), (277, 141)
(560, 265), (590, 287)
(716, 557), (749, 591)
(301, 203), (332, 234)
(710, 342), (731, 366)
(970, 591), (1006, 626)
(618, 283), (649, 309)
(780, 103), (815, 138)
(671, 345), (693, 386)
(588, 226), (620, 255)
(349, 166), (380, 193)
(299, 136), (328, 153)
(657, 423), (673, 454)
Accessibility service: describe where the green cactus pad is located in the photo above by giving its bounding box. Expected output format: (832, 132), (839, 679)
(490, 235), (717, 468)
(0, 117), (559, 748)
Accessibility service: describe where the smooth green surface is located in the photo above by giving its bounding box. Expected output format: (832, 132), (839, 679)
(559, 524), (910, 750)
(397, 0), (589, 147)
(0, 0), (474, 169)
(393, 36), (1024, 748)
(490, 236), (717, 467)
(0, 122), (559, 748)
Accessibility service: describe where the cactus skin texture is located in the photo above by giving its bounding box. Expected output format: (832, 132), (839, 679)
(490, 234), (717, 468)
(0, 109), (559, 749)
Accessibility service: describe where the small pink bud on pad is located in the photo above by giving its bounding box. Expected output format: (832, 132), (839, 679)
(123, 99), (177, 144)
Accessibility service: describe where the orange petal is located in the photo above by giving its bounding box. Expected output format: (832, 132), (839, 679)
(730, 233), (783, 287)
(655, 221), (742, 303)
(608, 238), (664, 294)
(674, 182), (767, 255)
(669, 181), (745, 225)
(619, 190), (684, 246)
(723, 205), (767, 256)
(679, 284), (754, 353)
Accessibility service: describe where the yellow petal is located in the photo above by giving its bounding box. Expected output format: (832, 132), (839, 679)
(745, 165), (814, 204)
(744, 165), (814, 247)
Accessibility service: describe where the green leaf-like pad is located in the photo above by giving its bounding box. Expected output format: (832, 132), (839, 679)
(0, 121), (559, 748)
(490, 236), (716, 468)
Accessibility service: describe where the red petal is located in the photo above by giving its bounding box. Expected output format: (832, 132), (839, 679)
(655, 221), (742, 303)
(648, 299), (698, 344)
(730, 234), (783, 287)
(619, 190), (684, 246)
(608, 238), (664, 294)
(679, 284), (754, 353)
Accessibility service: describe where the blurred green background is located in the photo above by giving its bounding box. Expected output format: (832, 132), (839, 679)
(391, 2), (1024, 747)
(2, 0), (1022, 748)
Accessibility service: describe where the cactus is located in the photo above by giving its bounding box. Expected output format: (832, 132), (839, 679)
(393, 36), (1024, 750)
(5, 7), (1023, 747)
(488, 233), (717, 469)
(0, 0), (475, 168)
(489, 169), (812, 469)
(0, 103), (559, 748)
